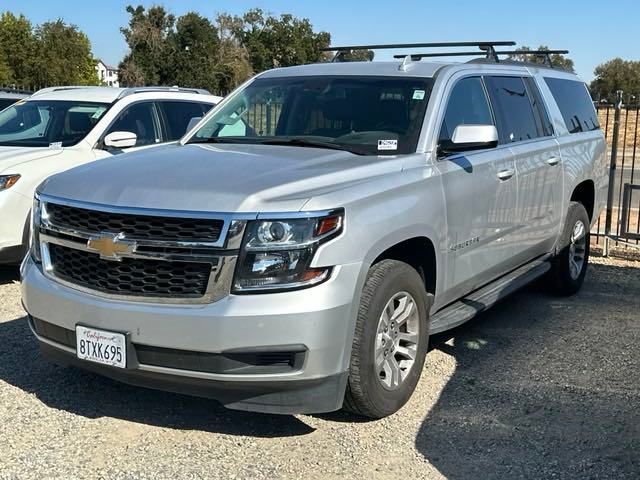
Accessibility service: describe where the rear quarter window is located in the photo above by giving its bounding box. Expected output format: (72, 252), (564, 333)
(159, 101), (215, 140)
(544, 78), (600, 134)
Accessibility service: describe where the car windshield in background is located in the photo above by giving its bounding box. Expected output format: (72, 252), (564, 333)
(189, 76), (434, 156)
(0, 100), (109, 147)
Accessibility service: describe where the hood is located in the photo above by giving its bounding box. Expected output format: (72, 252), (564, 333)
(0, 145), (65, 173)
(41, 143), (407, 213)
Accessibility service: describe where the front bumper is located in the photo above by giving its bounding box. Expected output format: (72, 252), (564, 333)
(21, 257), (362, 414)
(0, 189), (30, 264)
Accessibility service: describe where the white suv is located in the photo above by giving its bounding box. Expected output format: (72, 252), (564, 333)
(0, 86), (221, 264)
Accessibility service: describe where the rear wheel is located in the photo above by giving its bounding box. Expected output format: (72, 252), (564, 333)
(343, 260), (432, 418)
(547, 201), (590, 296)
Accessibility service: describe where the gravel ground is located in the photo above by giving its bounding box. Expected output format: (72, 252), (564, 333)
(1, 256), (638, 479)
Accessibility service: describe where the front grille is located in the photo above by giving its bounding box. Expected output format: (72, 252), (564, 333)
(46, 203), (223, 242)
(49, 244), (211, 298)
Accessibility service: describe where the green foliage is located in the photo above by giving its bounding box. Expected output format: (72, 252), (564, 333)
(507, 45), (575, 72)
(0, 12), (98, 87)
(213, 14), (254, 94)
(228, 8), (331, 72)
(118, 5), (330, 94)
(164, 13), (220, 93)
(118, 5), (175, 86)
(334, 50), (375, 62)
(0, 12), (37, 85)
(32, 20), (99, 86)
(590, 58), (640, 103)
(0, 50), (12, 85)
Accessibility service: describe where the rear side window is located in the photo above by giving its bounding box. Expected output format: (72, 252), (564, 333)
(485, 76), (540, 144)
(439, 77), (494, 144)
(544, 78), (600, 133)
(159, 101), (214, 140)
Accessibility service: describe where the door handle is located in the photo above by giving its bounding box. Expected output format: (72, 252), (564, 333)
(546, 157), (561, 166)
(497, 168), (515, 181)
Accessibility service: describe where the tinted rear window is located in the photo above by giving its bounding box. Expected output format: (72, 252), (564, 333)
(544, 78), (599, 134)
(159, 101), (214, 140)
(484, 76), (541, 144)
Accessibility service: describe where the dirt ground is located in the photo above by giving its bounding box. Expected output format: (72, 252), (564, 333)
(0, 256), (638, 479)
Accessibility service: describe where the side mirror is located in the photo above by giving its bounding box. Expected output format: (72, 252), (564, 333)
(440, 125), (498, 154)
(104, 131), (137, 149)
(186, 116), (202, 133)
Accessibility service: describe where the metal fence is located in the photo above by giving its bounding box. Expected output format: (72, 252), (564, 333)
(593, 91), (640, 252)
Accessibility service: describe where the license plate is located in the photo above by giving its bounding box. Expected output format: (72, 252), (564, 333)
(76, 326), (126, 369)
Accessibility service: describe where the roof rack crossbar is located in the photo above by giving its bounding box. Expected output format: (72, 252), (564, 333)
(321, 41), (516, 52)
(393, 51), (497, 59)
(392, 49), (570, 68)
(322, 41), (516, 63)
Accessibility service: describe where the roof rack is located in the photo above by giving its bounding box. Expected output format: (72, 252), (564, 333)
(321, 41), (516, 63)
(31, 86), (98, 96)
(0, 87), (32, 95)
(392, 49), (570, 68)
(117, 86), (210, 99)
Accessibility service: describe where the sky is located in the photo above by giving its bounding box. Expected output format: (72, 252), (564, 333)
(1, 0), (639, 82)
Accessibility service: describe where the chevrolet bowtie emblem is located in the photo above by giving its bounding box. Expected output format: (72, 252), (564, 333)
(86, 233), (136, 261)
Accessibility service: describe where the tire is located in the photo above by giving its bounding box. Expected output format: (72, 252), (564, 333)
(547, 201), (590, 296)
(343, 259), (433, 419)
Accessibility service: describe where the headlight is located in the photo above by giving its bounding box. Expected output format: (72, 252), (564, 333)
(0, 174), (21, 191)
(30, 194), (42, 263)
(233, 210), (343, 292)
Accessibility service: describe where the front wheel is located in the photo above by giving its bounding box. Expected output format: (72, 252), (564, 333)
(343, 260), (432, 418)
(547, 201), (590, 296)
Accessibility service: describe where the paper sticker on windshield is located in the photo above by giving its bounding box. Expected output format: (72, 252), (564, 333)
(378, 139), (398, 151)
(412, 90), (426, 100)
(91, 107), (107, 119)
(48, 142), (63, 149)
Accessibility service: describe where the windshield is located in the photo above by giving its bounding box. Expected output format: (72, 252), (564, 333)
(0, 100), (109, 147)
(189, 76), (434, 155)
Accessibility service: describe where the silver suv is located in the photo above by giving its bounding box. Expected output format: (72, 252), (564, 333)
(21, 42), (607, 418)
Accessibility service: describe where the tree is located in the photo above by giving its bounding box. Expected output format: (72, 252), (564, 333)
(164, 13), (220, 93)
(118, 5), (175, 86)
(0, 12), (98, 88)
(214, 14), (253, 94)
(590, 58), (640, 103)
(508, 45), (575, 72)
(117, 5), (330, 92)
(332, 50), (375, 62)
(0, 50), (12, 85)
(0, 12), (37, 85)
(229, 8), (331, 73)
(31, 20), (99, 86)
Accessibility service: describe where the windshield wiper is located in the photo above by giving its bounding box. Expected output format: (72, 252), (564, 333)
(188, 137), (256, 145)
(188, 136), (369, 155)
(258, 138), (368, 155)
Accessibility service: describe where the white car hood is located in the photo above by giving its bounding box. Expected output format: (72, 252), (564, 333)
(0, 145), (64, 174)
(41, 143), (406, 213)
